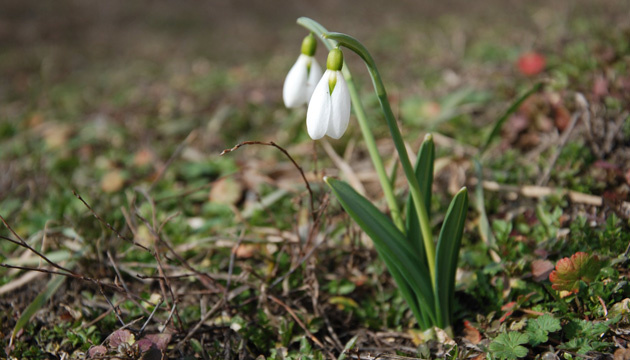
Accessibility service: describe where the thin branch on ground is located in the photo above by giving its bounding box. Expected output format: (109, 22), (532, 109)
(72, 191), (149, 252)
(221, 141), (316, 218)
(538, 93), (588, 186)
(149, 129), (198, 191)
(268, 294), (332, 358)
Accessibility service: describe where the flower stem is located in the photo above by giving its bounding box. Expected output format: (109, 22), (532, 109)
(297, 17), (404, 232)
(324, 31), (436, 288)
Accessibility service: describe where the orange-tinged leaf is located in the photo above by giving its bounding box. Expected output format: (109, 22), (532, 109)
(549, 252), (603, 293)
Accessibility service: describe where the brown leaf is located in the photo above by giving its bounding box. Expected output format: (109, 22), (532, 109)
(136, 338), (154, 352)
(101, 170), (125, 193)
(209, 178), (243, 205)
(134, 148), (155, 167)
(88, 345), (107, 358)
(234, 243), (258, 259)
(531, 259), (555, 282)
(143, 333), (172, 351)
(109, 329), (134, 348)
(614, 348), (630, 360)
(463, 320), (482, 344)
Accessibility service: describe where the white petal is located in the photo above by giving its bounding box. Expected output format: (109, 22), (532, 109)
(283, 55), (309, 108)
(306, 59), (322, 101)
(306, 70), (333, 140)
(326, 71), (351, 139)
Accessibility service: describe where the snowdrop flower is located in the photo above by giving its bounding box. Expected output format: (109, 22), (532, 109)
(283, 33), (322, 108)
(306, 48), (351, 140)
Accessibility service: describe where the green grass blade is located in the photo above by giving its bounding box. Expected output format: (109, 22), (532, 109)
(10, 274), (66, 345)
(406, 134), (434, 260)
(473, 159), (497, 251)
(338, 335), (359, 360)
(325, 177), (437, 326)
(479, 82), (542, 156)
(435, 187), (469, 327)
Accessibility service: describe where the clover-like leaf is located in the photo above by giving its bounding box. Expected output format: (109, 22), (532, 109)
(526, 314), (561, 346)
(488, 332), (529, 360)
(549, 252), (603, 293)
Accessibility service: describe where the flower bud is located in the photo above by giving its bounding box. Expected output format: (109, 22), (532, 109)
(301, 33), (317, 57)
(326, 48), (344, 71)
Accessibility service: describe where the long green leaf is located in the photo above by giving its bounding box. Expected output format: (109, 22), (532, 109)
(435, 187), (469, 327)
(326, 177), (437, 326)
(473, 159), (497, 251)
(479, 82), (542, 156)
(406, 134), (434, 262)
(11, 274), (66, 345)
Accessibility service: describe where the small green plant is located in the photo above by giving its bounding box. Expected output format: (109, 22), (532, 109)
(488, 331), (529, 360)
(281, 18), (469, 334)
(525, 314), (561, 346)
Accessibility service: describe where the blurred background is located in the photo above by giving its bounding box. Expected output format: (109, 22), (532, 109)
(1, 0), (630, 237)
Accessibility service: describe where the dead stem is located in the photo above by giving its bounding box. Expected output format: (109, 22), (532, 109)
(221, 141), (316, 219)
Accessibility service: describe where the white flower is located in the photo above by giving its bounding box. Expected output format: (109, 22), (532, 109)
(283, 54), (322, 108)
(306, 69), (351, 140)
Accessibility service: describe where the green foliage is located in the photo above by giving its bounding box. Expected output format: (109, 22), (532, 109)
(525, 315), (561, 346)
(325, 129), (468, 331)
(558, 318), (615, 354)
(488, 332), (529, 360)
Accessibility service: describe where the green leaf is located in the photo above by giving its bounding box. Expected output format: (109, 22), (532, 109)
(473, 159), (497, 250)
(11, 275), (66, 345)
(435, 187), (468, 327)
(406, 134), (434, 262)
(526, 314), (561, 346)
(488, 332), (530, 360)
(479, 82), (542, 156)
(326, 177), (437, 327)
(564, 318), (611, 339)
(337, 335), (359, 360)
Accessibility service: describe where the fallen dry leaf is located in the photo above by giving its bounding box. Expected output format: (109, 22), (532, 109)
(531, 259), (555, 282)
(209, 178), (243, 205)
(101, 170), (125, 193)
(463, 320), (482, 344)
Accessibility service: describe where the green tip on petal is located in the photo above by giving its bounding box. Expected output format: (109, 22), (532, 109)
(327, 48), (344, 71)
(301, 33), (317, 56)
(424, 133), (433, 141)
(328, 71), (338, 94)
